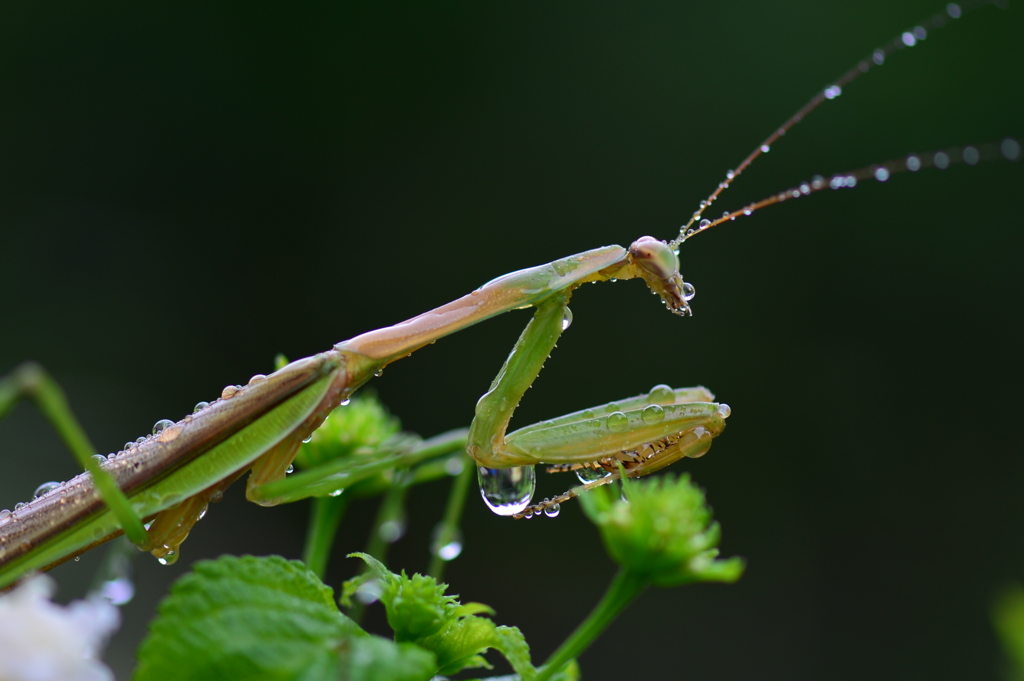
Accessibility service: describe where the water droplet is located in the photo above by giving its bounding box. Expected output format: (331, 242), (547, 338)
(718, 403), (732, 418)
(811, 174), (826, 190)
(0, 509), (10, 521)
(74, 556), (80, 562)
(14, 502), (26, 511)
(221, 385), (239, 400)
(100, 578), (135, 605)
(606, 411), (628, 432)
(123, 441), (135, 452)
(152, 419), (175, 435)
(248, 374), (266, 386)
(913, 26), (927, 41)
(698, 219), (711, 230)
(873, 48), (886, 65)
(962, 146), (980, 165)
(328, 488), (344, 497)
(477, 465), (536, 516)
(648, 384), (674, 404)
(340, 398), (351, 406)
(444, 456), (465, 476)
(286, 464), (295, 474)
(136, 436), (147, 444)
(901, 31), (917, 47)
(193, 401), (210, 413)
(157, 550), (179, 566)
(760, 144), (770, 153)
(379, 517), (406, 543)
(373, 369), (384, 378)
(543, 503), (561, 518)
(562, 307), (573, 331)
(576, 467), (611, 483)
(725, 169), (735, 179)
(641, 404), (665, 424)
(430, 523), (464, 561)
(947, 3), (962, 18)
(905, 155), (921, 172)
(197, 505), (208, 521)
(743, 207), (753, 216)
(874, 167), (890, 182)
(934, 151), (950, 170)
(824, 85), (842, 99)
(1002, 138), (1021, 161)
(33, 482), (61, 499)
(682, 282), (696, 301)
(799, 183), (811, 195)
(355, 578), (382, 604)
(91, 454), (107, 465)
(302, 432), (314, 443)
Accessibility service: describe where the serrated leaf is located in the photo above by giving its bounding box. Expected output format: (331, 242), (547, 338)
(135, 555), (364, 681)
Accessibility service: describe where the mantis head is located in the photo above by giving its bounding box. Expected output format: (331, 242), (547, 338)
(628, 236), (695, 316)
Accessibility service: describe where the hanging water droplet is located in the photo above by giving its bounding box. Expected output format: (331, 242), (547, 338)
(193, 401), (210, 413)
(302, 434), (313, 444)
(698, 219), (711, 230)
(577, 467), (611, 484)
(340, 398), (351, 406)
(543, 503), (561, 518)
(328, 488), (344, 497)
(286, 464), (295, 474)
(760, 144), (770, 153)
(152, 419), (175, 435)
(606, 411), (628, 432)
(562, 307), (573, 331)
(74, 556), (80, 562)
(962, 146), (980, 165)
(248, 374), (266, 385)
(430, 523), (464, 561)
(33, 482), (61, 499)
(682, 282), (696, 301)
(648, 384), (674, 404)
(874, 167), (890, 182)
(641, 404), (665, 424)
(1001, 138), (1021, 161)
(157, 550), (179, 566)
(725, 169), (735, 179)
(934, 152), (950, 170)
(718, 403), (732, 418)
(477, 465), (536, 516)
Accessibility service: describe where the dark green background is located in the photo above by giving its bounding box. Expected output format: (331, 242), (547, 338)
(1, 2), (1022, 679)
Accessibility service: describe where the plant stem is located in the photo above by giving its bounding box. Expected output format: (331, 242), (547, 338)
(427, 455), (473, 581)
(302, 494), (348, 580)
(535, 568), (647, 681)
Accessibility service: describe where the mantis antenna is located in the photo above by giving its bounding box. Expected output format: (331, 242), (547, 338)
(667, 0), (1010, 250)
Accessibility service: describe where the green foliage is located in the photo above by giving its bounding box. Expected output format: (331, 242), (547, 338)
(994, 584), (1024, 681)
(579, 473), (744, 587)
(349, 552), (537, 678)
(134, 555), (435, 681)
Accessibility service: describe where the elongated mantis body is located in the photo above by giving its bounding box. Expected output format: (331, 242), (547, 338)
(0, 0), (1018, 597)
(0, 237), (729, 588)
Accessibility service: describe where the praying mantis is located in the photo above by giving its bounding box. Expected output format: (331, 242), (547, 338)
(0, 0), (1020, 620)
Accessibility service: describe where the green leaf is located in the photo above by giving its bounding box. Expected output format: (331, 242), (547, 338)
(135, 555), (437, 681)
(994, 584), (1024, 681)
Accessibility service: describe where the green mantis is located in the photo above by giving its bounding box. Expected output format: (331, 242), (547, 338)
(0, 0), (1018, 596)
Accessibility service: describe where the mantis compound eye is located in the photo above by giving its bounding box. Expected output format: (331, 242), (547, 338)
(628, 236), (692, 316)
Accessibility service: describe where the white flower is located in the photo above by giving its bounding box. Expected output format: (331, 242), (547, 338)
(0, 574), (119, 681)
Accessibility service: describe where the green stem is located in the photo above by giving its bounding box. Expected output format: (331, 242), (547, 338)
(535, 568), (648, 681)
(427, 454), (474, 580)
(302, 494), (348, 580)
(348, 473), (410, 623)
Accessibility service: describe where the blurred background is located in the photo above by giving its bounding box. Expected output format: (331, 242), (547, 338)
(1, 1), (1022, 679)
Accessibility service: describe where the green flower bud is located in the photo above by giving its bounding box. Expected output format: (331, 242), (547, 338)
(579, 474), (744, 587)
(294, 393), (400, 469)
